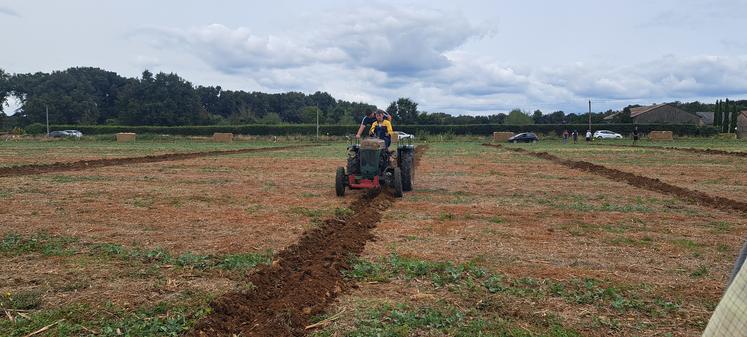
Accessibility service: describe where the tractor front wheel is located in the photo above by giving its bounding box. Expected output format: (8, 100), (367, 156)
(392, 167), (403, 198)
(335, 167), (346, 197)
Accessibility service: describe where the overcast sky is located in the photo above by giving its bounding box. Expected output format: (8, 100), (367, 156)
(2, 0), (746, 115)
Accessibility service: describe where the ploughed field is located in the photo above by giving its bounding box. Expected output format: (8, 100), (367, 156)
(1, 138), (745, 336)
(0, 138), (286, 168)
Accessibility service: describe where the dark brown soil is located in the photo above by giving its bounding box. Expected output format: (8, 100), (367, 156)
(0, 144), (314, 177)
(484, 143), (747, 214)
(187, 146), (428, 337)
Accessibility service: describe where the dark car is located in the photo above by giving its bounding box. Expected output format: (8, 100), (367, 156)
(507, 132), (539, 143)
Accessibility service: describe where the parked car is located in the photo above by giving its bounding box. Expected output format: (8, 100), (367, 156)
(593, 130), (623, 139)
(507, 132), (539, 143)
(63, 130), (83, 138)
(47, 131), (69, 138)
(47, 130), (83, 138)
(394, 131), (414, 140)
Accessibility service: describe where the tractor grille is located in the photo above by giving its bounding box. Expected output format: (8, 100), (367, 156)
(359, 149), (381, 177)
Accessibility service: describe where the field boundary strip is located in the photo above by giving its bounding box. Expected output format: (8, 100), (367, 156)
(594, 143), (747, 158)
(0, 144), (317, 178)
(483, 143), (747, 214)
(187, 145), (428, 337)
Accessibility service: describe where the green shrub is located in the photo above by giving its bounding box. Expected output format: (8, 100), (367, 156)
(46, 123), (719, 137)
(24, 123), (46, 135)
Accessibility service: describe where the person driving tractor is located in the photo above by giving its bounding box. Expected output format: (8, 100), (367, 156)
(369, 110), (394, 148)
(356, 108), (391, 139)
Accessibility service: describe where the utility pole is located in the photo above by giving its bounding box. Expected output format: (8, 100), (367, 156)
(45, 104), (50, 136)
(588, 100), (592, 133)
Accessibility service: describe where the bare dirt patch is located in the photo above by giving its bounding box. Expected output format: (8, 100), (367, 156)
(188, 146), (427, 337)
(487, 144), (747, 214)
(326, 142), (746, 336)
(599, 143), (747, 158)
(0, 144), (314, 177)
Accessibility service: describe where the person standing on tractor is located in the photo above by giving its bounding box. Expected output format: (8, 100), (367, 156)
(369, 110), (395, 148)
(356, 109), (391, 139)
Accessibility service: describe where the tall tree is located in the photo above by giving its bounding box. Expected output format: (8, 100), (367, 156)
(504, 109), (534, 124)
(732, 102), (739, 133)
(531, 110), (543, 123)
(116, 71), (207, 126)
(386, 98), (419, 124)
(0, 68), (8, 109)
(723, 99), (730, 133)
(714, 100), (721, 127)
(299, 106), (321, 124)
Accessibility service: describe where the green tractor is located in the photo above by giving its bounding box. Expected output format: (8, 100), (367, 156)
(336, 137), (415, 197)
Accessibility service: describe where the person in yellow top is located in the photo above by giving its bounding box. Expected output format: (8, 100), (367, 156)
(369, 110), (394, 148)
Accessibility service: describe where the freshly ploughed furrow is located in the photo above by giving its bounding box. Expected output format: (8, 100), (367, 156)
(0, 144), (314, 178)
(484, 143), (747, 214)
(596, 143), (747, 158)
(188, 146), (428, 337)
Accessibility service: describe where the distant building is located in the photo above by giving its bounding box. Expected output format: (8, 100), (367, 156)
(695, 111), (714, 126)
(604, 104), (702, 125)
(738, 110), (747, 139)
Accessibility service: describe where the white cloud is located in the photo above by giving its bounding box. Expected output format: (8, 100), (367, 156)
(128, 5), (747, 114)
(0, 6), (20, 18)
(133, 5), (486, 76)
(315, 5), (486, 75)
(133, 55), (162, 70)
(133, 24), (346, 73)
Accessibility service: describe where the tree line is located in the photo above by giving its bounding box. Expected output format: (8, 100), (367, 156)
(0, 67), (379, 128)
(714, 99), (744, 133)
(0, 67), (740, 131)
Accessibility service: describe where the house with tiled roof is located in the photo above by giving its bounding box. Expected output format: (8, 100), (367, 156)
(695, 111), (714, 125)
(604, 104), (702, 125)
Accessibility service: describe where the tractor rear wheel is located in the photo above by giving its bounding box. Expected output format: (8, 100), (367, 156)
(392, 167), (403, 198)
(400, 151), (414, 191)
(335, 167), (346, 197)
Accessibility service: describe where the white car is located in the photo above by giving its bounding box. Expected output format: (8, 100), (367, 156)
(63, 130), (83, 138)
(593, 130), (622, 139)
(394, 131), (414, 140)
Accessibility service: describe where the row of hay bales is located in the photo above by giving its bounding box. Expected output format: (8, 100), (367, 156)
(115, 132), (235, 143)
(492, 131), (675, 141)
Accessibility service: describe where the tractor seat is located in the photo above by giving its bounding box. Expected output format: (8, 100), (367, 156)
(360, 138), (386, 150)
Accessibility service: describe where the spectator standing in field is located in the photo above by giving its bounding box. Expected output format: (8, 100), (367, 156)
(562, 130), (569, 144)
(572, 130), (578, 144)
(585, 130), (592, 143)
(632, 127), (640, 146)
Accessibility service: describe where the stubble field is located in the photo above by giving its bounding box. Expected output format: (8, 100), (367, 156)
(1, 137), (745, 336)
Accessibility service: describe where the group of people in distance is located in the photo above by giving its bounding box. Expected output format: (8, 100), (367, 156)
(561, 129), (581, 144)
(561, 127), (641, 145)
(355, 109), (394, 147)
